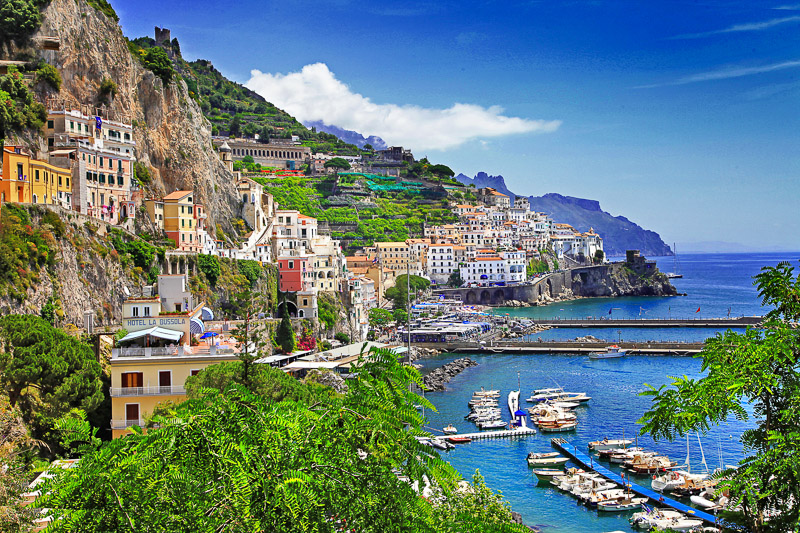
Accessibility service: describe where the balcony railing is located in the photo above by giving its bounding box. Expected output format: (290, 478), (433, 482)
(110, 385), (186, 397)
(111, 419), (144, 429)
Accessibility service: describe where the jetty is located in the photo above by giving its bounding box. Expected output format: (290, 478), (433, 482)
(550, 438), (725, 526)
(417, 340), (705, 355)
(530, 316), (762, 329)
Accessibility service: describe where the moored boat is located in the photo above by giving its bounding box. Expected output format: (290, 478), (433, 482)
(588, 345), (627, 359)
(532, 468), (565, 481)
(588, 438), (634, 451)
(527, 452), (569, 467)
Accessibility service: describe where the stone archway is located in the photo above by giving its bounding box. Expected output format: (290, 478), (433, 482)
(491, 290), (504, 305)
(283, 301), (298, 318)
(480, 290), (491, 305)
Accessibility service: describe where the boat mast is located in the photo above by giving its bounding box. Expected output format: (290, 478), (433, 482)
(697, 432), (709, 473)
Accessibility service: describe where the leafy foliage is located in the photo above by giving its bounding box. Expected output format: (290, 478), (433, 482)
(0, 0), (43, 45)
(141, 46), (174, 85)
(276, 307), (295, 354)
(37, 346), (525, 532)
(86, 0), (118, 21)
(324, 157), (351, 170)
(0, 66), (47, 141)
(197, 253), (221, 286)
(638, 261), (800, 533)
(0, 204), (58, 300)
(385, 275), (431, 309)
(0, 315), (105, 453)
(35, 62), (61, 91)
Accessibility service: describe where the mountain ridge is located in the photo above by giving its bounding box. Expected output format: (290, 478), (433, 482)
(455, 172), (672, 257)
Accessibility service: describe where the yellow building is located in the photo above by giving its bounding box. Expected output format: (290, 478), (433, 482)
(1, 145), (72, 208)
(146, 190), (204, 252)
(110, 274), (235, 438)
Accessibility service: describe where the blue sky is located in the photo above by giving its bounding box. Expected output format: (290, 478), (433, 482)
(113, 0), (800, 251)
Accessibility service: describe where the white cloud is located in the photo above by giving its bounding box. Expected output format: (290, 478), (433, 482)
(635, 60), (800, 89)
(245, 63), (560, 151)
(671, 15), (800, 38)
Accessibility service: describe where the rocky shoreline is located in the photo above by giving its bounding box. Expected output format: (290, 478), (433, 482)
(422, 358), (478, 392)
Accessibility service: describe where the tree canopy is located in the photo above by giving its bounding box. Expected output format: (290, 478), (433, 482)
(0, 315), (105, 451)
(324, 157), (351, 170)
(638, 261), (800, 532)
(37, 346), (525, 532)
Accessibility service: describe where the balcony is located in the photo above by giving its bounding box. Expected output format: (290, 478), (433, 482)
(111, 419), (144, 429)
(110, 385), (186, 397)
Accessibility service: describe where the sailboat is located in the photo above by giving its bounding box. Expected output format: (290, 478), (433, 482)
(651, 432), (709, 492)
(666, 243), (683, 279)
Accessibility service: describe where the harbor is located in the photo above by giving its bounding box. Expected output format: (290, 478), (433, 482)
(550, 438), (723, 526)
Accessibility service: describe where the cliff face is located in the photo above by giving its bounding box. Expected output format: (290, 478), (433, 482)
(571, 263), (678, 298)
(31, 0), (239, 236)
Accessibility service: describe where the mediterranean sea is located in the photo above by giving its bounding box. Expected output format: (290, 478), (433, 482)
(417, 252), (799, 532)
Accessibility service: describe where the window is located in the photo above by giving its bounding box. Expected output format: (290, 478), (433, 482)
(158, 371), (171, 392)
(125, 404), (140, 423)
(121, 372), (143, 389)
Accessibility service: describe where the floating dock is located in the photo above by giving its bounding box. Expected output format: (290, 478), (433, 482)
(445, 427), (537, 441)
(550, 438), (723, 526)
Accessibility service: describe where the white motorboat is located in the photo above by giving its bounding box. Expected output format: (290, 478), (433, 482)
(532, 468), (564, 481)
(538, 420), (577, 432)
(477, 419), (506, 430)
(630, 509), (702, 532)
(526, 452), (569, 467)
(588, 345), (627, 359)
(597, 497), (647, 512)
(442, 424), (458, 435)
(652, 470), (708, 492)
(588, 438), (634, 451)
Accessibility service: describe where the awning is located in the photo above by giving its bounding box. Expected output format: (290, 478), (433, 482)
(190, 317), (205, 335)
(117, 327), (183, 344)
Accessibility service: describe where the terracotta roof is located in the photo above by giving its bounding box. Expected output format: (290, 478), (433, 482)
(164, 190), (193, 200)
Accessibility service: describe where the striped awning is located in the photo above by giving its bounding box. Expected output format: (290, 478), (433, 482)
(190, 317), (205, 335)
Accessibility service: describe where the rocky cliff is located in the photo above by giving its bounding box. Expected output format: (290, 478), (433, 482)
(571, 263), (678, 298)
(28, 0), (240, 237)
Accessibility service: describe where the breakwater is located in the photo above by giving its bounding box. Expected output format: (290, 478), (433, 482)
(422, 357), (478, 391)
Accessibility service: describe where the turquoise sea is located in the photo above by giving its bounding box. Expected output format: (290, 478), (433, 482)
(418, 252), (799, 532)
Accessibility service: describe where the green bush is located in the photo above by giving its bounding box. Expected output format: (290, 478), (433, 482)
(198, 254), (221, 287)
(0, 0), (42, 45)
(141, 47), (174, 85)
(99, 77), (118, 101)
(86, 0), (118, 21)
(36, 63), (61, 91)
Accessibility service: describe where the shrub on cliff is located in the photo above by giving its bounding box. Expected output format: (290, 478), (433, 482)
(141, 47), (174, 85)
(0, 0), (44, 46)
(36, 62), (61, 91)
